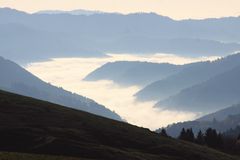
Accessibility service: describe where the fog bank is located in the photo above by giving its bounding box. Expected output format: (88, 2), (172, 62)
(25, 53), (218, 130)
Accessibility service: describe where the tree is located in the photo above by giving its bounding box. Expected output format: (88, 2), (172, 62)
(178, 128), (195, 142)
(237, 134), (240, 140)
(236, 134), (240, 151)
(178, 128), (186, 140)
(185, 128), (195, 142)
(159, 129), (168, 137)
(204, 128), (222, 148)
(217, 133), (223, 148)
(196, 130), (205, 145)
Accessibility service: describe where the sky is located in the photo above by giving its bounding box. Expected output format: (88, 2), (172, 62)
(25, 53), (219, 130)
(0, 0), (240, 19)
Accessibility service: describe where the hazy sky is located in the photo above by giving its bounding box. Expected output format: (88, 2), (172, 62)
(1, 0), (240, 19)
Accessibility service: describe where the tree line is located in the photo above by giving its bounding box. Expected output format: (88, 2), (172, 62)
(159, 127), (240, 155)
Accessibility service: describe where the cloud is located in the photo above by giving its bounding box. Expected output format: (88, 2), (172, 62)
(25, 53), (217, 130)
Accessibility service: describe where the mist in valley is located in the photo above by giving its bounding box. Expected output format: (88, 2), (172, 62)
(25, 53), (218, 130)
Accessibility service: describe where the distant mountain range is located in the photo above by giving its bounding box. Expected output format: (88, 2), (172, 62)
(157, 63), (240, 112)
(137, 53), (240, 102)
(0, 56), (122, 121)
(36, 9), (105, 15)
(0, 89), (237, 160)
(159, 104), (240, 137)
(197, 104), (240, 122)
(84, 61), (184, 86)
(86, 53), (240, 113)
(224, 126), (240, 139)
(1, 8), (240, 63)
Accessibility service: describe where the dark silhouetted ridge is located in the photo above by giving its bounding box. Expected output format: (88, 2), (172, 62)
(0, 89), (237, 160)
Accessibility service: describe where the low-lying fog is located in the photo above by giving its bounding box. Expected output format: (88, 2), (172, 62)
(25, 53), (219, 130)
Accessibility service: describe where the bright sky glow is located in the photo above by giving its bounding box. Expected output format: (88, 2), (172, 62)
(0, 0), (240, 19)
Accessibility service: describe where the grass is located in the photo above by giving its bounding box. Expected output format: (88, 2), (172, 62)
(0, 152), (90, 160)
(0, 89), (239, 160)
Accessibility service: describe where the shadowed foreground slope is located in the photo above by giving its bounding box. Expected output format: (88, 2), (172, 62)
(0, 152), (87, 160)
(0, 90), (238, 160)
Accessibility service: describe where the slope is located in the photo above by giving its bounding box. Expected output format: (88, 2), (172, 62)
(0, 89), (238, 160)
(84, 61), (181, 86)
(0, 152), (85, 160)
(156, 64), (240, 112)
(159, 104), (240, 137)
(197, 104), (240, 121)
(162, 114), (240, 138)
(0, 56), (122, 121)
(136, 53), (240, 102)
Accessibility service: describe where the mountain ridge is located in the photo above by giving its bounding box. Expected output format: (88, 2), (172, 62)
(197, 104), (240, 121)
(160, 104), (240, 138)
(84, 61), (182, 86)
(1, 7), (240, 62)
(136, 53), (240, 102)
(0, 89), (237, 160)
(156, 64), (240, 112)
(0, 56), (122, 121)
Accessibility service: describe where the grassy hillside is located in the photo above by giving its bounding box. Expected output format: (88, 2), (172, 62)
(0, 90), (238, 160)
(0, 152), (86, 160)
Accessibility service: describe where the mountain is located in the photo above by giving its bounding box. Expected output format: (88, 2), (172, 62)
(1, 8), (240, 62)
(224, 126), (240, 139)
(0, 56), (122, 121)
(0, 23), (105, 63)
(0, 89), (237, 160)
(156, 64), (240, 113)
(157, 103), (240, 138)
(107, 37), (240, 56)
(136, 53), (240, 102)
(84, 61), (182, 86)
(36, 9), (104, 16)
(161, 113), (240, 138)
(197, 104), (240, 121)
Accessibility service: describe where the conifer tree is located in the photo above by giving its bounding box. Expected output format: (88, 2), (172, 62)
(159, 129), (168, 137)
(204, 128), (222, 148)
(179, 128), (195, 142)
(178, 128), (186, 140)
(186, 128), (195, 142)
(196, 130), (205, 145)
